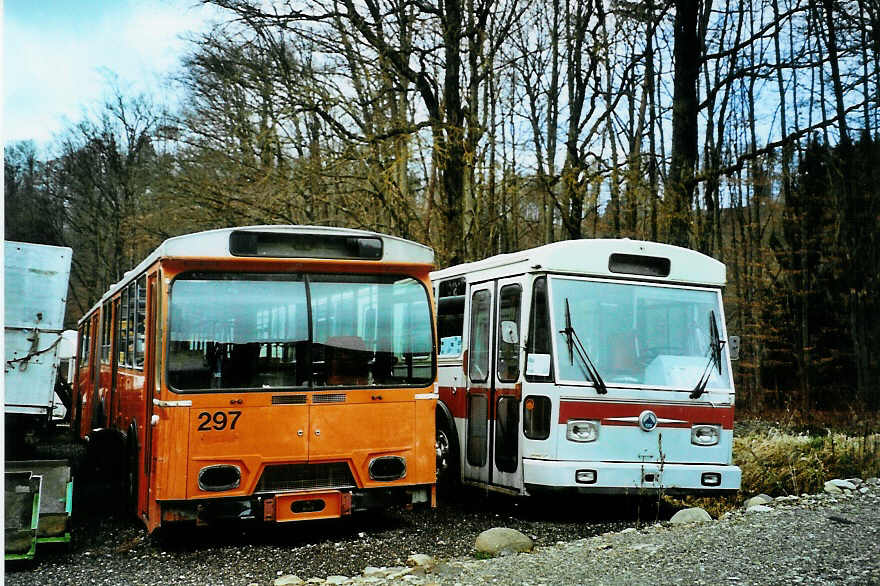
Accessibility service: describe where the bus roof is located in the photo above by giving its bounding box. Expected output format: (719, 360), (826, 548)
(431, 239), (726, 286)
(80, 225), (434, 323)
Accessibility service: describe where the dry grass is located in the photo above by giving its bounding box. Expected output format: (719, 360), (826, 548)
(734, 428), (880, 496)
(667, 422), (880, 517)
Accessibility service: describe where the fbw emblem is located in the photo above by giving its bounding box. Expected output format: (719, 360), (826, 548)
(638, 410), (658, 432)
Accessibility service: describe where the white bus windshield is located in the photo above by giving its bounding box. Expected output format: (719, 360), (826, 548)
(168, 272), (433, 391)
(550, 277), (731, 390)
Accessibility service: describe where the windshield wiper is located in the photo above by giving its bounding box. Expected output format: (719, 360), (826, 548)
(559, 298), (607, 394)
(690, 310), (726, 399)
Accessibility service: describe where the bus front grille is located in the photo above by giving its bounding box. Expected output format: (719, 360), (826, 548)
(255, 463), (357, 492)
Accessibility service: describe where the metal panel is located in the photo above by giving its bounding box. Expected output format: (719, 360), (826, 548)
(4, 241), (72, 330)
(4, 241), (73, 414)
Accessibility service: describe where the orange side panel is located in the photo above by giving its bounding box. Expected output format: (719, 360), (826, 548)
(413, 398), (438, 484)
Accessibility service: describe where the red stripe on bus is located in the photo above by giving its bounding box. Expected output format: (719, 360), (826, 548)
(438, 386), (520, 421)
(558, 401), (734, 429)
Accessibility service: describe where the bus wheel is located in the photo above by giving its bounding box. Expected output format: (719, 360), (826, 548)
(124, 432), (139, 517)
(435, 417), (459, 499)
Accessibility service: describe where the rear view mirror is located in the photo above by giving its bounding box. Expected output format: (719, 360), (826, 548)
(728, 335), (740, 361)
(500, 321), (519, 345)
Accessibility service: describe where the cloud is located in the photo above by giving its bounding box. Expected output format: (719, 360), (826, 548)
(3, 0), (218, 147)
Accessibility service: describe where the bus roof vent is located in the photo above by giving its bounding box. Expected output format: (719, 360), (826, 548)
(608, 253), (671, 277)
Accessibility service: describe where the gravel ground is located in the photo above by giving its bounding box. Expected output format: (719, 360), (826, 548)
(5, 470), (652, 585)
(435, 482), (880, 586)
(7, 426), (878, 585)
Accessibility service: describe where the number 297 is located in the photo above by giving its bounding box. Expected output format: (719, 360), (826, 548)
(197, 410), (241, 431)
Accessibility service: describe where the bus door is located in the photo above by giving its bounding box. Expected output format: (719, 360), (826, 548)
(141, 273), (158, 519)
(492, 278), (524, 491)
(463, 283), (494, 484)
(87, 313), (102, 429)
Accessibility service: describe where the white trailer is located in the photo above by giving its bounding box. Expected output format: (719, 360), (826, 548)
(4, 240), (75, 559)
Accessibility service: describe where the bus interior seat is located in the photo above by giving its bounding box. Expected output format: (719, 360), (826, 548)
(607, 331), (639, 375)
(325, 336), (370, 386)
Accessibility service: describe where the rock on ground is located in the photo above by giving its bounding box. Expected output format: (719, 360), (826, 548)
(744, 494), (773, 508)
(669, 507), (712, 524)
(474, 527), (534, 556)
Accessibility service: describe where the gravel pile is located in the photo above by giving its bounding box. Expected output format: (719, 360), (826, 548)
(5, 484), (649, 585)
(9, 481), (879, 585)
(8, 428), (878, 585)
(427, 478), (880, 586)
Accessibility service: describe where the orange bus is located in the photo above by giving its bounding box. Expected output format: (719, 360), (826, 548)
(72, 226), (437, 532)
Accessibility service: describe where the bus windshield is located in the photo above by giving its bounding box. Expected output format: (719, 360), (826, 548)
(549, 277), (731, 390)
(168, 272), (433, 391)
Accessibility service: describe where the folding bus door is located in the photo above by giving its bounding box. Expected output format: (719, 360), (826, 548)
(491, 277), (524, 492)
(462, 283), (493, 484)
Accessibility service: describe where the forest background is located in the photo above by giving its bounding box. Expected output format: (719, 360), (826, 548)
(4, 0), (879, 415)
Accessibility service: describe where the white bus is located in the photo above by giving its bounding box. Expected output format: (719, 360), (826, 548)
(432, 239), (741, 497)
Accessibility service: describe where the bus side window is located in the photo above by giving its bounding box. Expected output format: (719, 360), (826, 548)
(79, 322), (90, 368)
(101, 303), (111, 364)
(118, 287), (129, 366)
(497, 284), (522, 382)
(469, 290), (491, 382)
(135, 276), (146, 368)
(437, 278), (465, 357)
(525, 276), (553, 382)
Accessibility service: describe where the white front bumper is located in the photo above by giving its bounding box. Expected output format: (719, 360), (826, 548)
(523, 459), (741, 493)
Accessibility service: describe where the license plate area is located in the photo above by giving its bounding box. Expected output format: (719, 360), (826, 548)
(268, 490), (351, 522)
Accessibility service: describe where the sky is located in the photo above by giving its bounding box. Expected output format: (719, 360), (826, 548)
(3, 0), (219, 150)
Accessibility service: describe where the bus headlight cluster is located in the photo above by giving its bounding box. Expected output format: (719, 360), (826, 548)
(566, 420), (599, 443)
(691, 424), (721, 446)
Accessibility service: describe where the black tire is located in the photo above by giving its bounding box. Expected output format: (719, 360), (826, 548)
(435, 415), (460, 501)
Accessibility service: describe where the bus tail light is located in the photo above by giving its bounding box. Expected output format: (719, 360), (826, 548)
(198, 465), (241, 492)
(566, 420), (599, 443)
(369, 456), (407, 481)
(691, 424), (721, 446)
(576, 470), (597, 484)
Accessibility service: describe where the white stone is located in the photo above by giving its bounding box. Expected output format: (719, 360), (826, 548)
(669, 507), (712, 524)
(274, 576), (305, 586)
(325, 576), (349, 585)
(775, 495), (799, 502)
(474, 527), (534, 556)
(824, 481), (843, 494)
(744, 494), (773, 508)
(362, 567), (389, 578)
(406, 554), (436, 570)
(828, 479), (857, 490)
(387, 568), (414, 580)
(746, 504), (773, 514)
(620, 528), (637, 534)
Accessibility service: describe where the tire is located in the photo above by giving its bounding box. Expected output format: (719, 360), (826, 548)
(435, 415), (460, 500)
